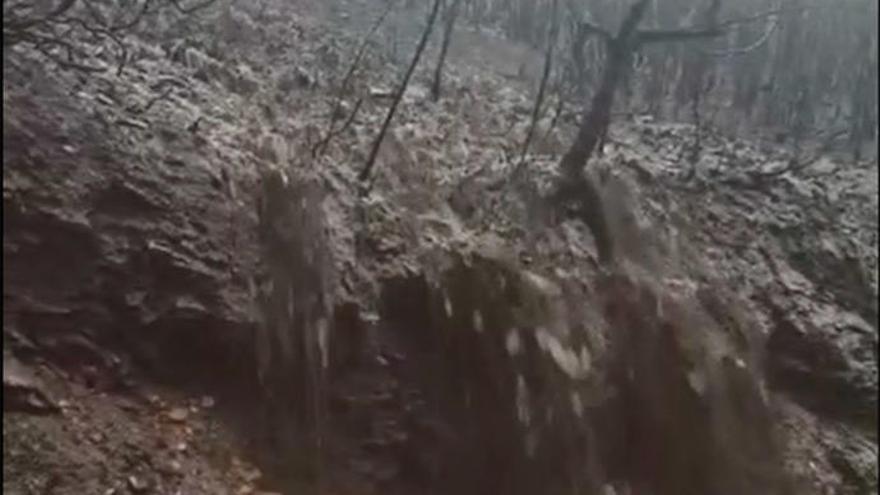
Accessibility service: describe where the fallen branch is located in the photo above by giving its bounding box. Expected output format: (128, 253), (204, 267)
(714, 4), (830, 30)
(127, 87), (175, 114)
(703, 6), (780, 57)
(167, 0), (218, 15)
(5, 0), (217, 74)
(54, 16), (129, 75)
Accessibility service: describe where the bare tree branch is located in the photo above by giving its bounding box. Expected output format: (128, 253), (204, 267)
(313, 98), (364, 157)
(636, 27), (723, 44)
(54, 16), (129, 74)
(714, 4), (831, 30)
(5, 0), (220, 75)
(33, 41), (105, 72)
(359, 0), (443, 188)
(632, 0), (815, 47)
(703, 15), (779, 57)
(515, 0), (559, 177)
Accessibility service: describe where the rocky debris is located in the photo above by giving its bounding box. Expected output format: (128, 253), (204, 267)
(4, 10), (280, 491)
(127, 475), (150, 493)
(576, 124), (878, 492)
(166, 407), (190, 423)
(2, 369), (258, 495)
(3, 354), (59, 414)
(3, 35), (263, 390)
(331, 244), (785, 495)
(826, 432), (879, 495)
(764, 294), (878, 427)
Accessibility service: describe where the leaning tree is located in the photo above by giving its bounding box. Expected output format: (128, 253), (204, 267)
(550, 0), (728, 263)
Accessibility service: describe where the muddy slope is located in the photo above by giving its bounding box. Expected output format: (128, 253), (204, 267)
(4, 1), (877, 494)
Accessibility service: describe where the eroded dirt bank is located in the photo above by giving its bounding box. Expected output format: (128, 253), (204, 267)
(4, 1), (877, 494)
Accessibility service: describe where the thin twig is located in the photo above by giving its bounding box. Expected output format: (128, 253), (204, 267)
(4, 0), (77, 31)
(632, 1), (815, 47)
(6, 0), (217, 75)
(715, 4), (831, 30)
(312, 98), (364, 156)
(128, 87), (175, 114)
(34, 43), (105, 72)
(54, 17), (129, 75)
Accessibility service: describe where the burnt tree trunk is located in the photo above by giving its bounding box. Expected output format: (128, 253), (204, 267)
(551, 0), (722, 264)
(553, 0), (651, 264)
(558, 41), (634, 179)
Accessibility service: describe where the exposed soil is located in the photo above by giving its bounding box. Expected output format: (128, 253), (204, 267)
(3, 0), (877, 494)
